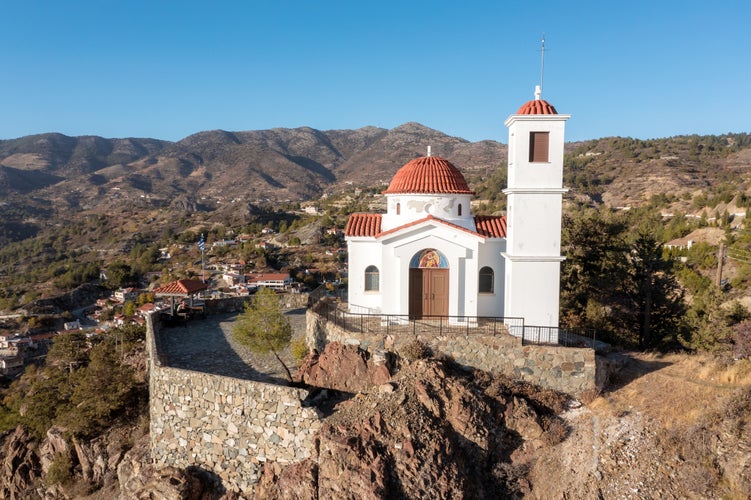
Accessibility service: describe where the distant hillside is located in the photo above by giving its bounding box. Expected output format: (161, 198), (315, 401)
(562, 134), (751, 209)
(1, 126), (750, 238)
(0, 124), (506, 207)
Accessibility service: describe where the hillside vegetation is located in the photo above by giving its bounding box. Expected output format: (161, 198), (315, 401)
(1, 126), (751, 352)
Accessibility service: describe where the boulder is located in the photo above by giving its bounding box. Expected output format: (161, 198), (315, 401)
(296, 342), (391, 392)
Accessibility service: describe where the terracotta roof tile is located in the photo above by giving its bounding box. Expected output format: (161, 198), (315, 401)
(517, 99), (558, 115)
(153, 279), (209, 296)
(474, 215), (507, 238)
(383, 156), (473, 195)
(345, 213), (382, 237)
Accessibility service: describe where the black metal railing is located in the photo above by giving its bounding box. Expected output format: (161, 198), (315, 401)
(314, 301), (524, 338)
(312, 301), (597, 349)
(521, 325), (598, 349)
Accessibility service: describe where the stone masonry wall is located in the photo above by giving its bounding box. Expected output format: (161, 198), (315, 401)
(307, 309), (598, 396)
(146, 314), (321, 495)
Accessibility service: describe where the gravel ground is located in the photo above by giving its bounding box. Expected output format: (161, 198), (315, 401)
(158, 308), (307, 384)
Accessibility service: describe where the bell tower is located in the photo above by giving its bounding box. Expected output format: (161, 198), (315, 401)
(503, 86), (570, 330)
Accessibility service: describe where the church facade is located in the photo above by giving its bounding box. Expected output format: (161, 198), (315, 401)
(345, 89), (569, 331)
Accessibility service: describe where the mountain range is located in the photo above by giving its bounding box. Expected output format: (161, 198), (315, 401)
(1, 124), (750, 245)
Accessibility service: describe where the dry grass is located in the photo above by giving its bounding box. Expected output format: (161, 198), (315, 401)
(695, 357), (751, 385)
(592, 352), (751, 428)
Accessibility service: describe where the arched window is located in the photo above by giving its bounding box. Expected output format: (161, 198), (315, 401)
(458, 204), (462, 216)
(396, 202), (401, 215)
(479, 266), (494, 293)
(364, 265), (380, 292)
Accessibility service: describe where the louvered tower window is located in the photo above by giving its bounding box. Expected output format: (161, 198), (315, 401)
(529, 132), (550, 162)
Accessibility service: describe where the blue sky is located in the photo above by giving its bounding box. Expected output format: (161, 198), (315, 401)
(2, 1), (750, 143)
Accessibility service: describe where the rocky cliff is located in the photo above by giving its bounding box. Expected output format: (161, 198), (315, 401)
(1, 344), (749, 498)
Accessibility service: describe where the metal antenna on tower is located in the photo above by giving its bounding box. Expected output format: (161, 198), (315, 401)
(539, 33), (546, 98)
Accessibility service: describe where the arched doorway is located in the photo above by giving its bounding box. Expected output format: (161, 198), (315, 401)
(409, 249), (449, 319)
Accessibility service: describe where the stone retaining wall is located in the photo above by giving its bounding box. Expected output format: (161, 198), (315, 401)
(306, 309), (598, 396)
(146, 314), (321, 495)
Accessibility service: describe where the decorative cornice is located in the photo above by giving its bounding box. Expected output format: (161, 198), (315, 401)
(502, 187), (569, 195)
(501, 253), (566, 263)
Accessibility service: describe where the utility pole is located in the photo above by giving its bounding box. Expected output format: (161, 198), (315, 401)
(716, 242), (725, 288)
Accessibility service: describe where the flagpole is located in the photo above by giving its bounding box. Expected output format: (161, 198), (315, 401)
(198, 233), (206, 284)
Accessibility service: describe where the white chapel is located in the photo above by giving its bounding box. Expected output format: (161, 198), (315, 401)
(345, 88), (570, 330)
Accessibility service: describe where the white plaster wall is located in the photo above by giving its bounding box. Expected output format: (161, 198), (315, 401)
(504, 258), (562, 327)
(380, 224), (483, 318)
(505, 115), (569, 189)
(502, 110), (569, 331)
(347, 238), (383, 312)
(477, 238), (506, 317)
(505, 192), (563, 257)
(381, 193), (474, 232)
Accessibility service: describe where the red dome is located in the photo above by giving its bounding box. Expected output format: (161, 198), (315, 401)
(383, 156), (473, 195)
(517, 99), (558, 115)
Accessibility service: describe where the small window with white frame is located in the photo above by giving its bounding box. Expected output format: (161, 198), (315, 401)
(479, 266), (494, 293)
(364, 265), (380, 292)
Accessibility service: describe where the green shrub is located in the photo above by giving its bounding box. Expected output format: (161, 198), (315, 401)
(45, 452), (72, 487)
(290, 338), (309, 361)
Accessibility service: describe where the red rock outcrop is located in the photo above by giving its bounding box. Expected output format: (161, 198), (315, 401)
(296, 342), (391, 392)
(260, 356), (565, 499)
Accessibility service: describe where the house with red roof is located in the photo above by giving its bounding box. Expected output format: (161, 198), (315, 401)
(245, 273), (293, 290)
(345, 87), (569, 333)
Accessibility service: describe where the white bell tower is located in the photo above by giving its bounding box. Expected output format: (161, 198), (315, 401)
(503, 86), (570, 330)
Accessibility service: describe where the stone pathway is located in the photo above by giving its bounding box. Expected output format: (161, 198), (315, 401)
(159, 308), (307, 384)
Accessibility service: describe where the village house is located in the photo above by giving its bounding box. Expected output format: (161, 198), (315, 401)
(114, 287), (140, 303)
(222, 272), (245, 287)
(136, 303), (158, 317)
(63, 319), (82, 331)
(0, 355), (24, 375)
(212, 239), (238, 248)
(245, 273), (293, 290)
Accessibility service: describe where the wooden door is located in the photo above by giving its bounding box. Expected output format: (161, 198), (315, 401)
(409, 269), (423, 319)
(410, 268), (449, 319)
(425, 269), (449, 317)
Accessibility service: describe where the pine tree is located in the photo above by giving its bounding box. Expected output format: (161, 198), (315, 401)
(233, 288), (293, 381)
(621, 231), (686, 348)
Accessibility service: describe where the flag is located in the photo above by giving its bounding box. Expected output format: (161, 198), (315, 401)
(198, 234), (205, 252)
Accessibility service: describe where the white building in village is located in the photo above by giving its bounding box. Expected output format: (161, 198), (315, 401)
(345, 88), (569, 331)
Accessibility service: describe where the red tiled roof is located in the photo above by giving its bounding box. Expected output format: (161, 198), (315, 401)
(246, 273), (290, 282)
(383, 156), (473, 195)
(517, 99), (558, 115)
(153, 279), (209, 296)
(346, 213), (508, 240)
(345, 213), (382, 237)
(474, 215), (507, 238)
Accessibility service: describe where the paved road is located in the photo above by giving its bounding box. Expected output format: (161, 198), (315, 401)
(158, 308), (307, 384)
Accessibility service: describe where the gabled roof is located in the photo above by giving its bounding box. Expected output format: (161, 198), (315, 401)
(346, 213), (507, 240)
(383, 156), (473, 195)
(345, 213), (382, 237)
(153, 279), (209, 296)
(474, 215), (507, 238)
